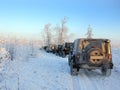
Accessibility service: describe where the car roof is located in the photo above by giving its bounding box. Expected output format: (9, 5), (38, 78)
(74, 38), (110, 42)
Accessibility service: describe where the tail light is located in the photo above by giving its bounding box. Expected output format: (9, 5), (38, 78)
(64, 48), (67, 50)
(92, 46), (97, 48)
(108, 54), (112, 59)
(76, 53), (80, 59)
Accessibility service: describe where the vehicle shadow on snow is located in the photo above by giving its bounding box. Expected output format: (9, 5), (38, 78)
(77, 69), (110, 79)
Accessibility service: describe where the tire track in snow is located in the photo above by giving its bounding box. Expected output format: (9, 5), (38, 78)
(83, 70), (102, 90)
(72, 70), (95, 90)
(72, 76), (82, 90)
(72, 70), (103, 90)
(82, 70), (108, 90)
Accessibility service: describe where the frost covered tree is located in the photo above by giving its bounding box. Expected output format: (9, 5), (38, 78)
(0, 34), (17, 60)
(43, 23), (52, 46)
(54, 17), (69, 45)
(41, 31), (46, 46)
(7, 35), (17, 60)
(0, 34), (18, 60)
(54, 24), (61, 45)
(41, 17), (75, 45)
(29, 39), (40, 56)
(85, 25), (93, 39)
(29, 39), (34, 56)
(60, 17), (68, 44)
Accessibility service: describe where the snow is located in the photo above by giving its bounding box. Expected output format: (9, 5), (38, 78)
(0, 50), (73, 90)
(0, 48), (10, 71)
(0, 47), (120, 90)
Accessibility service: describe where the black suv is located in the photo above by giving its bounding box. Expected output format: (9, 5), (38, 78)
(61, 42), (73, 57)
(46, 44), (55, 53)
(55, 45), (63, 56)
(68, 38), (113, 76)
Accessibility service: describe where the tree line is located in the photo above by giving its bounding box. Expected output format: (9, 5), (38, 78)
(41, 17), (93, 46)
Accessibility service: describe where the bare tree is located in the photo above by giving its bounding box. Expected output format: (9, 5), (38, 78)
(54, 24), (61, 45)
(85, 25), (93, 39)
(54, 17), (68, 45)
(60, 17), (68, 44)
(6, 35), (17, 60)
(44, 23), (51, 46)
(41, 17), (74, 45)
(41, 31), (46, 46)
(29, 39), (34, 56)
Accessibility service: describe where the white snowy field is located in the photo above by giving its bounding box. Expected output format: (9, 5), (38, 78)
(0, 47), (120, 90)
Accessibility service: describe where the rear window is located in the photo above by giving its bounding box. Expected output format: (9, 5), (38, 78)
(81, 40), (110, 52)
(79, 40), (102, 49)
(66, 43), (72, 47)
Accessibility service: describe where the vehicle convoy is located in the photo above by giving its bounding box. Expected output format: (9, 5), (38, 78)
(55, 45), (63, 56)
(46, 44), (55, 53)
(68, 38), (113, 76)
(61, 42), (73, 57)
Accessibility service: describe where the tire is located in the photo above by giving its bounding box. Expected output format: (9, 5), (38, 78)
(62, 52), (66, 58)
(59, 51), (62, 57)
(88, 48), (103, 65)
(68, 58), (71, 66)
(70, 60), (78, 76)
(55, 52), (58, 56)
(101, 68), (111, 76)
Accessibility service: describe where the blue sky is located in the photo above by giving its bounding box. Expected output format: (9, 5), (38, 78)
(0, 0), (120, 41)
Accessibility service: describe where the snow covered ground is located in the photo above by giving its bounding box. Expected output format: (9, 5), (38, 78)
(0, 47), (120, 90)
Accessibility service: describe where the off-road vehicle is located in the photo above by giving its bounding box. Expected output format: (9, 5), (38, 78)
(68, 38), (113, 76)
(46, 44), (55, 53)
(41, 46), (47, 51)
(55, 45), (63, 56)
(61, 42), (73, 57)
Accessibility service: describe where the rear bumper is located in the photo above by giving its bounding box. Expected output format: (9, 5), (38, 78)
(73, 62), (113, 69)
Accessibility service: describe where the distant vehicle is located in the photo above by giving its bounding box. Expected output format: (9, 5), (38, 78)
(42, 46), (47, 51)
(61, 42), (73, 57)
(46, 44), (55, 53)
(55, 45), (63, 56)
(68, 38), (113, 76)
(51, 44), (57, 54)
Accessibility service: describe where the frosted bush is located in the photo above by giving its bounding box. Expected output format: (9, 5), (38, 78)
(0, 48), (11, 70)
